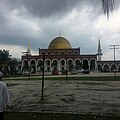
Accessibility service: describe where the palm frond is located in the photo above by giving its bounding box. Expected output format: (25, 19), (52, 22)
(102, 0), (114, 19)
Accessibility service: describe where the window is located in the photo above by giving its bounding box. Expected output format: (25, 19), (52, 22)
(68, 51), (72, 54)
(47, 52), (52, 54)
(74, 51), (79, 54)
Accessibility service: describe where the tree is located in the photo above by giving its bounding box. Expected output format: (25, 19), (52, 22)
(102, 0), (114, 19)
(0, 49), (20, 75)
(8, 58), (20, 75)
(0, 49), (11, 71)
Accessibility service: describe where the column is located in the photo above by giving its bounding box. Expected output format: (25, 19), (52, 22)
(58, 60), (61, 74)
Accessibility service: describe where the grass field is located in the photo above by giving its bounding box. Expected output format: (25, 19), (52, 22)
(4, 112), (120, 120)
(4, 75), (120, 81)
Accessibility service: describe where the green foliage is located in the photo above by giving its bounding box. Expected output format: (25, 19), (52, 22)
(0, 49), (11, 70)
(0, 49), (20, 75)
(102, 0), (114, 19)
(4, 75), (120, 81)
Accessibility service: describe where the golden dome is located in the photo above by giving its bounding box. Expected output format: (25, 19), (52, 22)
(48, 37), (72, 49)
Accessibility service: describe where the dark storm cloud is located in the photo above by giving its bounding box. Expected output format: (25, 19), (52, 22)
(0, 13), (8, 24)
(0, 0), (120, 58)
(3, 0), (82, 18)
(3, 0), (117, 18)
(2, 0), (120, 20)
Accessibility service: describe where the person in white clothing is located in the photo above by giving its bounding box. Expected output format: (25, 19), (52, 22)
(0, 71), (9, 120)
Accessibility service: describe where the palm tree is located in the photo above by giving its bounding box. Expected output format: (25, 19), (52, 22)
(0, 49), (11, 71)
(102, 0), (114, 19)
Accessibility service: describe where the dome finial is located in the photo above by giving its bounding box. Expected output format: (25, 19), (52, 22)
(59, 31), (61, 37)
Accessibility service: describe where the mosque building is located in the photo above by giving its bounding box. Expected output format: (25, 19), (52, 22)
(20, 35), (120, 74)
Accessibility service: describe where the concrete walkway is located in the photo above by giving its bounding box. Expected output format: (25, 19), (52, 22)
(6, 79), (120, 115)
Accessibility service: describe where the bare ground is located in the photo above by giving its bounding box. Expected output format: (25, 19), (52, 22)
(5, 79), (120, 116)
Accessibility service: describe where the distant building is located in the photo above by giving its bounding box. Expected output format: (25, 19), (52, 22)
(18, 36), (120, 74)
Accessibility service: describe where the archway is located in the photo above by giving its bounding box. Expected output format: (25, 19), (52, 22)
(90, 59), (96, 72)
(37, 60), (43, 72)
(97, 64), (102, 72)
(30, 60), (36, 74)
(103, 64), (110, 72)
(82, 59), (89, 70)
(67, 59), (73, 71)
(22, 60), (29, 73)
(60, 59), (66, 71)
(118, 65), (120, 72)
(111, 64), (117, 72)
(52, 59), (58, 70)
(45, 59), (51, 72)
(75, 59), (81, 70)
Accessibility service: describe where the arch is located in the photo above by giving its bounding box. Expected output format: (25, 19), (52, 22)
(60, 59), (66, 71)
(60, 51), (65, 54)
(45, 59), (51, 72)
(67, 59), (74, 71)
(90, 59), (96, 71)
(90, 58), (97, 62)
(52, 59), (58, 63)
(118, 64), (120, 72)
(45, 59), (51, 63)
(82, 58), (89, 70)
(74, 51), (79, 54)
(82, 58), (89, 63)
(30, 59), (36, 74)
(67, 51), (72, 54)
(40, 51), (45, 54)
(67, 58), (73, 62)
(22, 59), (29, 67)
(37, 59), (43, 72)
(22, 59), (29, 73)
(54, 51), (58, 54)
(75, 58), (81, 62)
(36, 59), (43, 65)
(75, 58), (82, 69)
(59, 58), (66, 63)
(51, 59), (58, 70)
(47, 51), (52, 55)
(103, 63), (110, 68)
(97, 64), (102, 72)
(30, 59), (36, 65)
(22, 59), (29, 66)
(103, 64), (110, 72)
(111, 64), (117, 72)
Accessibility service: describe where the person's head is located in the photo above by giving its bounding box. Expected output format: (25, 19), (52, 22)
(0, 71), (3, 81)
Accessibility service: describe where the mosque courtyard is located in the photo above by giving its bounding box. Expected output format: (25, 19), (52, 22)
(5, 73), (120, 116)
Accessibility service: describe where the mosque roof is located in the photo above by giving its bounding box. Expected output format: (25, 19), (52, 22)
(48, 36), (72, 49)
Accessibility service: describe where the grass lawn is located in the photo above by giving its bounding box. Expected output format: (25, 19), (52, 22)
(4, 112), (120, 120)
(4, 75), (120, 81)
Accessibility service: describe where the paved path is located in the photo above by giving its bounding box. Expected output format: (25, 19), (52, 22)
(6, 80), (120, 115)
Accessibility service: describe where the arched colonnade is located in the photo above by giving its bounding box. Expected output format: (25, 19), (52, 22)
(19, 58), (97, 74)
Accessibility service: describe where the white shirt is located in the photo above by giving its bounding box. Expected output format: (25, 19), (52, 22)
(0, 81), (9, 112)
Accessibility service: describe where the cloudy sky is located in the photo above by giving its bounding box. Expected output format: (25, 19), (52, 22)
(0, 0), (120, 60)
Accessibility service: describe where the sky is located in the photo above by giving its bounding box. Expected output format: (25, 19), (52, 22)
(0, 0), (120, 60)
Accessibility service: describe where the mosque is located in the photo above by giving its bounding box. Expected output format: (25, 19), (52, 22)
(20, 35), (120, 74)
